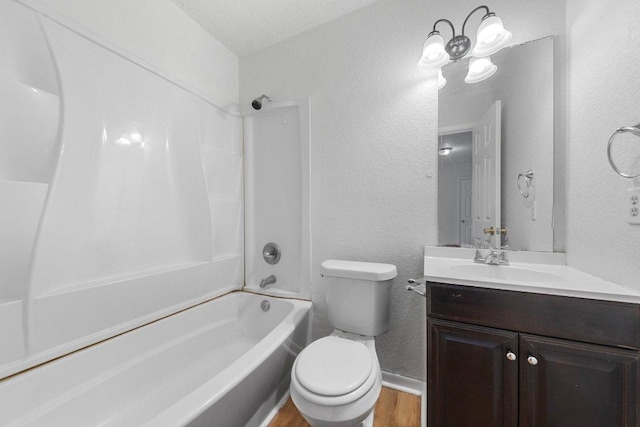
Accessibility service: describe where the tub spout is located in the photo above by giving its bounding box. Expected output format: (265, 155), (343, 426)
(260, 275), (276, 288)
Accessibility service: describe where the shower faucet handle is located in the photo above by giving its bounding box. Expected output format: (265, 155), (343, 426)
(262, 242), (281, 265)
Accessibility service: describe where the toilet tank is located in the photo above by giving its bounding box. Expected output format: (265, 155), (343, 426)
(321, 260), (397, 337)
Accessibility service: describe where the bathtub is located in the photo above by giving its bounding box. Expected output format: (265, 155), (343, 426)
(0, 292), (311, 426)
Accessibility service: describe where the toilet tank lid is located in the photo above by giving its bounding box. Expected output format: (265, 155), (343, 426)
(321, 260), (397, 281)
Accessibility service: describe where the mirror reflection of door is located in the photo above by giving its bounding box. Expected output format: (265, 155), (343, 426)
(437, 131), (472, 247)
(437, 37), (556, 252)
(459, 177), (472, 246)
(472, 100), (502, 248)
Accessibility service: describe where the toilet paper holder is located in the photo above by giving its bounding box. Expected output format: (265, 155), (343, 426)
(406, 278), (427, 297)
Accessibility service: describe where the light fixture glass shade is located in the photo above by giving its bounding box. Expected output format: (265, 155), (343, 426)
(465, 56), (497, 83)
(471, 15), (512, 57)
(438, 145), (453, 156)
(438, 69), (447, 90)
(417, 33), (450, 70)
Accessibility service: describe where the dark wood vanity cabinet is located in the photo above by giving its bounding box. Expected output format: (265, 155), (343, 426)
(429, 319), (519, 426)
(519, 334), (638, 426)
(427, 282), (640, 427)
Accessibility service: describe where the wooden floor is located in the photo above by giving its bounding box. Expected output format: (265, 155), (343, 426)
(268, 387), (421, 427)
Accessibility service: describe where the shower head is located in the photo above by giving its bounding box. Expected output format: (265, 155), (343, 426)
(252, 94), (272, 110)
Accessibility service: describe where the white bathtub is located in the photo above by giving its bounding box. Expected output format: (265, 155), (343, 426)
(0, 292), (311, 426)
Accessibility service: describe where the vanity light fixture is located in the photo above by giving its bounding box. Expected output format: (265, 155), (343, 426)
(438, 146), (453, 156)
(438, 135), (454, 156)
(418, 5), (512, 88)
(438, 140), (453, 156)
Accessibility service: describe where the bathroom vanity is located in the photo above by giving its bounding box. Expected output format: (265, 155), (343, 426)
(422, 248), (640, 426)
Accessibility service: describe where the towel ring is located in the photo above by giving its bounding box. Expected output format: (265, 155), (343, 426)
(607, 123), (640, 178)
(517, 170), (534, 199)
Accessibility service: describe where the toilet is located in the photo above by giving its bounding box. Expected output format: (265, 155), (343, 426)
(290, 260), (397, 427)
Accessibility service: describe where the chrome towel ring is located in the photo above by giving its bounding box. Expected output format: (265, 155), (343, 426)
(517, 170), (534, 199)
(607, 123), (640, 178)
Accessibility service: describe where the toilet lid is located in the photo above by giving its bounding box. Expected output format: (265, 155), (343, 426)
(295, 336), (373, 396)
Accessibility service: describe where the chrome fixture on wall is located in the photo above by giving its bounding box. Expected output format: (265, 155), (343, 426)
(262, 242), (281, 264)
(406, 278), (427, 297)
(259, 275), (276, 288)
(607, 123), (640, 178)
(417, 5), (512, 89)
(517, 170), (534, 199)
(251, 94), (272, 110)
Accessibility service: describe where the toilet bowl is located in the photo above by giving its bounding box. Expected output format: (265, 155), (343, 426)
(290, 332), (381, 427)
(290, 260), (397, 427)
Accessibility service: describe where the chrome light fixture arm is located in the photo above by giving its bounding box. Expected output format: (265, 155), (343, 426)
(461, 5), (492, 37)
(445, 5), (493, 61)
(431, 18), (456, 37)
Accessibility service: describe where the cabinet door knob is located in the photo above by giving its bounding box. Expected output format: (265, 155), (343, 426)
(506, 351), (517, 361)
(527, 355), (539, 366)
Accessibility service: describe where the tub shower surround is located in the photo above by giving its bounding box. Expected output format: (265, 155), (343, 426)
(243, 99), (311, 299)
(0, 0), (244, 379)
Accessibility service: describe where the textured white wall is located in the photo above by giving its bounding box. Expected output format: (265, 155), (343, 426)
(565, 0), (640, 290)
(240, 0), (565, 380)
(18, 0), (239, 110)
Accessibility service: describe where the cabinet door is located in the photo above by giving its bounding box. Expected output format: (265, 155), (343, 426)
(428, 319), (519, 427)
(520, 334), (639, 427)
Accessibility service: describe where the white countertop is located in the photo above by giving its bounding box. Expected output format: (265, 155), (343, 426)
(423, 247), (640, 304)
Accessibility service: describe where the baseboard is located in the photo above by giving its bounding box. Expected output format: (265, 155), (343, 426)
(421, 380), (427, 427)
(381, 372), (427, 427)
(255, 391), (290, 427)
(381, 371), (424, 396)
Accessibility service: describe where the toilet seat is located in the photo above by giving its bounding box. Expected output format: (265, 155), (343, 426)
(296, 336), (372, 396)
(291, 336), (378, 407)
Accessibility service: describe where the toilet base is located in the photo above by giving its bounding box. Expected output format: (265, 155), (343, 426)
(361, 410), (374, 427)
(290, 372), (381, 427)
(294, 406), (375, 427)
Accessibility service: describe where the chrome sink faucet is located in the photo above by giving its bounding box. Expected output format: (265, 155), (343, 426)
(471, 241), (487, 263)
(484, 248), (509, 265)
(472, 242), (509, 265)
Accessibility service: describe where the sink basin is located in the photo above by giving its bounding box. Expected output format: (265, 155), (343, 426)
(449, 264), (565, 284)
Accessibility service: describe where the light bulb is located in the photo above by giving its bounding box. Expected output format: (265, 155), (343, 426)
(130, 132), (142, 143)
(417, 32), (450, 70)
(438, 146), (453, 156)
(472, 15), (512, 57)
(465, 56), (498, 83)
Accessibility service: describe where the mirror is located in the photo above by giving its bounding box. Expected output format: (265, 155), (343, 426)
(438, 36), (557, 252)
